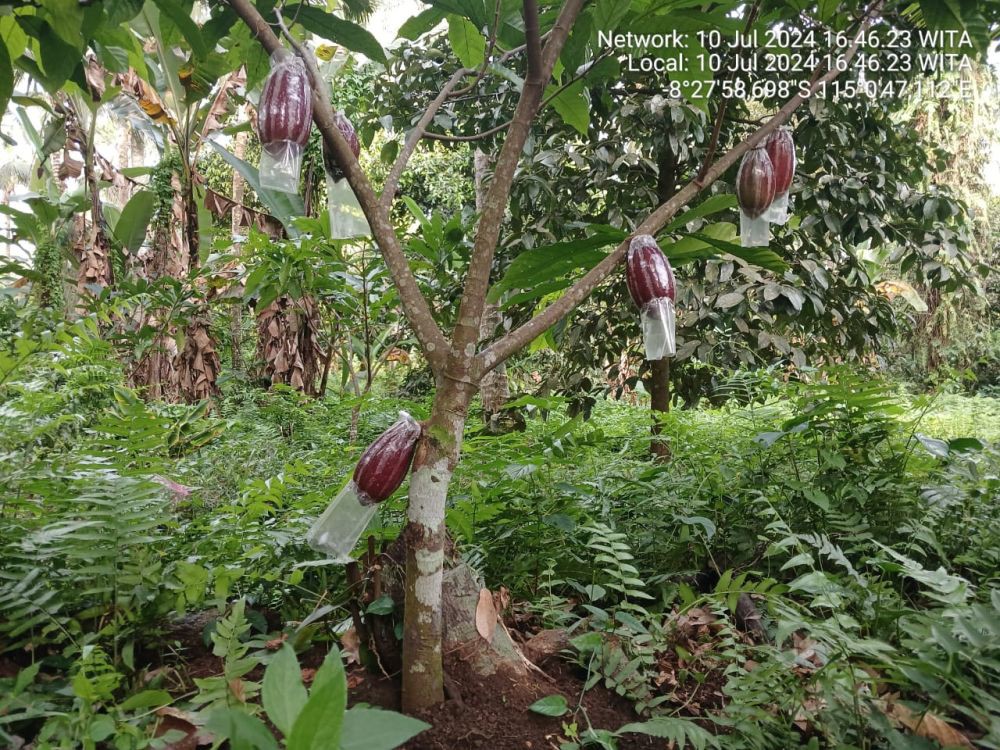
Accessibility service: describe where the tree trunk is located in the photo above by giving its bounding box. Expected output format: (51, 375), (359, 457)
(230, 118), (249, 372)
(473, 149), (513, 432)
(401, 376), (473, 712)
(649, 148), (678, 459)
(650, 357), (671, 460)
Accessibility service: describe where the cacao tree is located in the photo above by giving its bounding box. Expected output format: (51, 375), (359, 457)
(219, 0), (970, 711)
(5, 0), (998, 716)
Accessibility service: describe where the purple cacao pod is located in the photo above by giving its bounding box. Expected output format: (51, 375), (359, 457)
(736, 146), (776, 219)
(334, 111), (360, 159)
(764, 127), (795, 196)
(626, 234), (675, 308)
(258, 56), (312, 148)
(353, 412), (421, 505)
(324, 112), (361, 180)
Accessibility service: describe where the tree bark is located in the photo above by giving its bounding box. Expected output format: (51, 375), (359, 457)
(473, 149), (512, 430)
(401, 375), (473, 712)
(649, 357), (671, 460)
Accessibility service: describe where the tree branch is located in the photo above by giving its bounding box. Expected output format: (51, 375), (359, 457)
(698, 0), (762, 179)
(422, 51), (613, 144)
(380, 66), (470, 208)
(447, 0), (585, 366)
(226, 0), (449, 371)
(476, 0), (884, 377)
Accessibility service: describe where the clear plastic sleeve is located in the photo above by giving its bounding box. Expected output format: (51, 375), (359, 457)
(326, 171), (371, 240)
(259, 141), (304, 194)
(641, 297), (676, 360)
(305, 481), (377, 563)
(766, 191), (790, 224)
(740, 209), (772, 247)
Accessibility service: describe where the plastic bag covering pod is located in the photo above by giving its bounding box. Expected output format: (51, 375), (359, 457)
(764, 127), (796, 224)
(306, 412), (421, 562)
(257, 52), (313, 194)
(324, 111), (370, 239)
(736, 145), (776, 247)
(626, 235), (676, 360)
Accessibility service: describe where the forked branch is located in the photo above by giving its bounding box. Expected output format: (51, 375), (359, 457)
(449, 0), (586, 360)
(475, 0), (884, 377)
(226, 0), (450, 371)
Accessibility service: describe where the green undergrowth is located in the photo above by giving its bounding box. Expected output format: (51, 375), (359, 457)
(1, 322), (998, 748)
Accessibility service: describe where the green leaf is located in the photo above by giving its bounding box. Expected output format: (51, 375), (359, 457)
(151, 0), (208, 58)
(204, 709), (279, 750)
(287, 650), (347, 750)
(366, 594), (395, 615)
(205, 139), (304, 234)
(263, 645), (308, 737)
(447, 15), (486, 69)
(488, 226), (626, 303)
(104, 0), (146, 25)
(341, 708), (431, 750)
(685, 232), (788, 273)
(112, 190), (156, 253)
(665, 194), (738, 232)
(398, 8), (446, 40)
(529, 694), (569, 717)
(286, 4), (387, 64)
(426, 0), (489, 30)
(546, 79), (589, 135)
(13, 663), (41, 696)
(0, 39), (12, 119)
(118, 689), (172, 711)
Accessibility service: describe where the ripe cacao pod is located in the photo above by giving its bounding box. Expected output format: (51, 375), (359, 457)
(736, 146), (776, 219)
(257, 55), (312, 148)
(764, 127), (795, 196)
(626, 234), (675, 309)
(353, 412), (421, 505)
(324, 111), (361, 180)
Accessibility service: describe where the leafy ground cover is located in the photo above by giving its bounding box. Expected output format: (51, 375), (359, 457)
(1, 331), (998, 748)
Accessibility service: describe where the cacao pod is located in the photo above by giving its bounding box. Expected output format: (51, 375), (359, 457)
(324, 111), (361, 180)
(353, 412), (421, 505)
(257, 55), (312, 148)
(626, 234), (675, 309)
(764, 127), (795, 196)
(736, 146), (776, 219)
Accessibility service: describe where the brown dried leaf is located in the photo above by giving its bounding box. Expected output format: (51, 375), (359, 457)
(341, 626), (361, 665)
(155, 706), (211, 749)
(475, 588), (497, 642)
(888, 703), (973, 748)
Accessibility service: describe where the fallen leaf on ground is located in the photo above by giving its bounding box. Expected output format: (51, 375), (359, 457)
(888, 702), (974, 748)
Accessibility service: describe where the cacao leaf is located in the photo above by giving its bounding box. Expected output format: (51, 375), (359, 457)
(285, 4), (387, 64)
(398, 8), (446, 40)
(425, 0), (490, 31)
(151, 0), (209, 58)
(447, 15), (486, 69)
(716, 292), (743, 309)
(0, 40), (11, 120)
(664, 194), (738, 231)
(545, 79), (590, 135)
(487, 226), (626, 303)
(686, 233), (788, 273)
